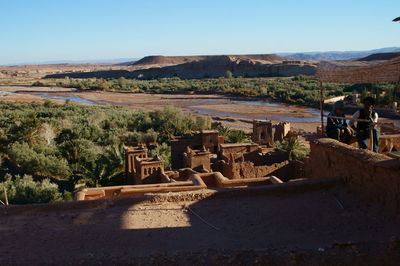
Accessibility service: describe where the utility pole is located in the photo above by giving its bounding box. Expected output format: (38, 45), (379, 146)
(392, 17), (400, 112)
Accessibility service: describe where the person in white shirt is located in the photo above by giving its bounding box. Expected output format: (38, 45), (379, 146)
(349, 97), (380, 152)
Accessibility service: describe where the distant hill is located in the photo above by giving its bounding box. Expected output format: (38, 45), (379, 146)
(357, 52), (400, 61)
(131, 55), (316, 79)
(44, 48), (400, 80)
(279, 47), (400, 61)
(4, 58), (139, 66)
(46, 55), (317, 79)
(131, 54), (285, 69)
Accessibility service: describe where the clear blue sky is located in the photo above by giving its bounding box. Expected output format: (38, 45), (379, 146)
(1, 0), (399, 65)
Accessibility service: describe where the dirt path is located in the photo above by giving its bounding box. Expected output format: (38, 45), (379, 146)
(1, 186), (400, 264)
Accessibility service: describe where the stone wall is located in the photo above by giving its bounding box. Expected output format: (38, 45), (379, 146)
(379, 134), (400, 153)
(379, 124), (400, 153)
(213, 155), (293, 181)
(220, 143), (259, 156)
(307, 138), (400, 211)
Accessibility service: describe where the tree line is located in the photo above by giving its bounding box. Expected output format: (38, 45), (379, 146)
(33, 76), (400, 108)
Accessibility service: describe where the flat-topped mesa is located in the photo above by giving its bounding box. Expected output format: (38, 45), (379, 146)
(43, 53), (318, 79)
(132, 55), (206, 68)
(132, 54), (286, 68)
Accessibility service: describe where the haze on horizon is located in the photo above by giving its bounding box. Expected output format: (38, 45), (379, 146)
(1, 0), (399, 65)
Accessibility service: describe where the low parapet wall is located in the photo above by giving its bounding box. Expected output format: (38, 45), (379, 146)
(75, 172), (281, 201)
(1, 177), (342, 216)
(307, 138), (400, 211)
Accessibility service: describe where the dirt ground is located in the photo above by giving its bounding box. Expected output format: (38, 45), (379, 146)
(1, 185), (400, 264)
(188, 103), (317, 118)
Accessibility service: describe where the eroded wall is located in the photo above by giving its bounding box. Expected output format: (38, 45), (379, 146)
(307, 138), (400, 211)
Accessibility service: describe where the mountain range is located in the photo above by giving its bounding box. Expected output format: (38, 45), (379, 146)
(6, 47), (400, 66)
(278, 47), (400, 61)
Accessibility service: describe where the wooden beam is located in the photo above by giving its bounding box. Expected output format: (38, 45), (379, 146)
(320, 81), (325, 135)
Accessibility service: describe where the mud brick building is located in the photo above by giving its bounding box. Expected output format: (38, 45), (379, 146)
(252, 120), (291, 145)
(171, 130), (224, 169)
(134, 155), (165, 184)
(183, 147), (211, 172)
(252, 120), (274, 146)
(213, 148), (291, 180)
(274, 122), (291, 142)
(125, 145), (148, 184)
(220, 143), (259, 156)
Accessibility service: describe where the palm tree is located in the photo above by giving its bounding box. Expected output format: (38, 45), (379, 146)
(275, 137), (309, 160)
(99, 145), (125, 185)
(215, 125), (231, 137)
(9, 116), (42, 145)
(71, 144), (125, 187)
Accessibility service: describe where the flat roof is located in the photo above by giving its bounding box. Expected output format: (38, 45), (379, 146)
(220, 143), (258, 148)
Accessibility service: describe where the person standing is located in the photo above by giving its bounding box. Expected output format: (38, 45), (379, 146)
(349, 97), (380, 152)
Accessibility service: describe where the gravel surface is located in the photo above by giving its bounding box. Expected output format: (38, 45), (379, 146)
(1, 186), (400, 265)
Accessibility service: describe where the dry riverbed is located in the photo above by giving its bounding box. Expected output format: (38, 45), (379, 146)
(4, 85), (399, 133)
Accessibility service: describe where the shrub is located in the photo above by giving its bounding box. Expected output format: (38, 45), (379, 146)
(149, 143), (171, 170)
(225, 71), (233, 79)
(226, 130), (250, 143)
(215, 125), (249, 143)
(32, 81), (45, 87)
(194, 116), (211, 131)
(8, 142), (71, 180)
(0, 174), (62, 204)
(62, 191), (73, 201)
